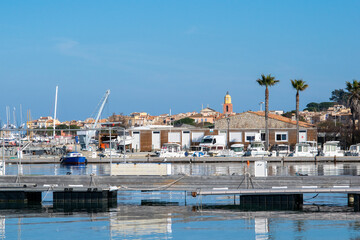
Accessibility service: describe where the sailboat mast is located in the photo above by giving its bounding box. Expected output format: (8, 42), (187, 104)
(53, 86), (58, 137)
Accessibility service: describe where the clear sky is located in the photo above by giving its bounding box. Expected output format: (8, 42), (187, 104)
(0, 0), (359, 123)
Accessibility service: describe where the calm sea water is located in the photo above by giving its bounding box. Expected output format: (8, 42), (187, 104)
(5, 162), (360, 176)
(2, 163), (360, 239)
(1, 191), (360, 240)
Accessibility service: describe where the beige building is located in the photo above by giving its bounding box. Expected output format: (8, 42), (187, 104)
(215, 111), (317, 148)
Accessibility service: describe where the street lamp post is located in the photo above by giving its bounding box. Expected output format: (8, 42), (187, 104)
(109, 127), (112, 176)
(226, 118), (230, 149)
(123, 127), (126, 163)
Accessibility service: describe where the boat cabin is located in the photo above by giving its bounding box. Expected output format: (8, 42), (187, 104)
(347, 144), (360, 156)
(245, 141), (269, 157)
(159, 143), (185, 158)
(230, 144), (245, 156)
(270, 144), (290, 157)
(322, 141), (344, 157)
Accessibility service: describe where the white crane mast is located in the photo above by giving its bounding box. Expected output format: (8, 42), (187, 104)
(84, 90), (110, 149)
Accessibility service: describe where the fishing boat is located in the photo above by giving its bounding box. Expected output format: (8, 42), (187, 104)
(60, 152), (87, 165)
(321, 141), (344, 157)
(292, 141), (318, 157)
(270, 144), (290, 157)
(244, 141), (270, 157)
(346, 143), (360, 156)
(158, 143), (187, 158)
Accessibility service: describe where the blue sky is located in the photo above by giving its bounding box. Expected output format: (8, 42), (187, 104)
(0, 0), (359, 122)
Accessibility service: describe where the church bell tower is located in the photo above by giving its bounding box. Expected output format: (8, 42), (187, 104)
(223, 91), (233, 116)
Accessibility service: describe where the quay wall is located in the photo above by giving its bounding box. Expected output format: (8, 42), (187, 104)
(1, 175), (360, 191)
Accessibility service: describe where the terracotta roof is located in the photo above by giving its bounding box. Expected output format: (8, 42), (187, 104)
(250, 111), (315, 128)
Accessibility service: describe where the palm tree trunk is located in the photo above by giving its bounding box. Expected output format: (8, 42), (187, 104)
(296, 91), (299, 144)
(265, 86), (269, 150)
(352, 112), (356, 144)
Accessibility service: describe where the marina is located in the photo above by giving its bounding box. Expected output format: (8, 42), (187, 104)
(2, 0), (360, 238)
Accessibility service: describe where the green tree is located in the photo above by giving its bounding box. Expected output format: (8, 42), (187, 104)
(282, 110), (306, 122)
(174, 117), (195, 126)
(319, 102), (335, 111)
(345, 80), (360, 144)
(304, 102), (335, 112)
(330, 89), (349, 106)
(291, 79), (309, 143)
(256, 74), (280, 150)
(304, 102), (319, 111)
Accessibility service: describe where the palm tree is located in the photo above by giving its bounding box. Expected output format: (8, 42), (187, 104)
(345, 80), (360, 144)
(291, 79), (309, 144)
(256, 74), (280, 150)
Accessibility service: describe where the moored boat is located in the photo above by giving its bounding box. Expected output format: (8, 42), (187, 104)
(60, 152), (87, 165)
(321, 141), (344, 157)
(244, 141), (270, 157)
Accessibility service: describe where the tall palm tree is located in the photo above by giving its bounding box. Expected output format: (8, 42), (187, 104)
(345, 80), (360, 144)
(291, 79), (309, 144)
(256, 74), (280, 150)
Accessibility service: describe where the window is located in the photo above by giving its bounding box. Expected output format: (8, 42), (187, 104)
(226, 105), (229, 112)
(245, 132), (256, 142)
(261, 133), (266, 141)
(275, 132), (288, 142)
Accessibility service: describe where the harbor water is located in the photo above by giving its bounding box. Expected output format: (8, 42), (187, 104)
(5, 162), (360, 176)
(2, 162), (360, 239)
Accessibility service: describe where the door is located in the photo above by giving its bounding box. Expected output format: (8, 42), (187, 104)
(152, 131), (161, 151)
(219, 130), (227, 145)
(132, 131), (140, 152)
(299, 130), (307, 142)
(182, 131), (191, 150)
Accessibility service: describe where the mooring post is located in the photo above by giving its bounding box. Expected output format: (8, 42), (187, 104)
(184, 191), (187, 205)
(334, 155), (337, 165)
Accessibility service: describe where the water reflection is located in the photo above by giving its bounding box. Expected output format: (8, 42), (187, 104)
(255, 218), (269, 240)
(2, 203), (360, 239)
(4, 162), (360, 177)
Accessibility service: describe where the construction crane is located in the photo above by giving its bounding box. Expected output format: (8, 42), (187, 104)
(82, 90), (110, 150)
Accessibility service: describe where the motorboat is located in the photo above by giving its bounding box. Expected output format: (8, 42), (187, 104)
(216, 149), (236, 157)
(99, 148), (124, 158)
(189, 146), (208, 157)
(270, 144), (290, 157)
(346, 144), (360, 156)
(244, 141), (269, 157)
(230, 144), (245, 157)
(158, 143), (187, 158)
(116, 131), (134, 148)
(292, 141), (318, 157)
(321, 141), (344, 157)
(60, 152), (87, 165)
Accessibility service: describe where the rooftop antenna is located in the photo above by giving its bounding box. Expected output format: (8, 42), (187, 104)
(53, 86), (58, 137)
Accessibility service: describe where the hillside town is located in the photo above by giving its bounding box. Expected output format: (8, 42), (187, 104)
(19, 91), (354, 156)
